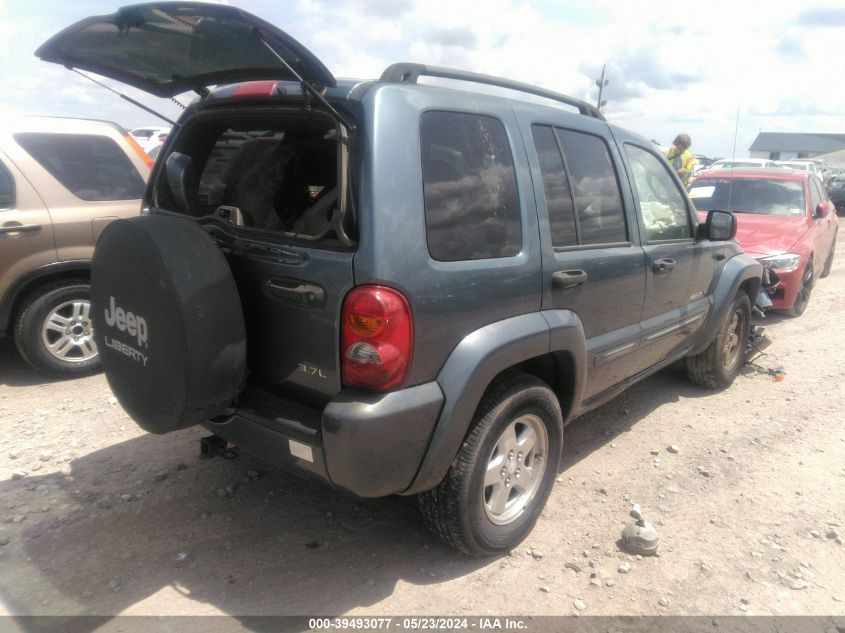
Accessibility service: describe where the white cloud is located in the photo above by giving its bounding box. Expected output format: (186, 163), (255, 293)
(3, 0), (843, 156)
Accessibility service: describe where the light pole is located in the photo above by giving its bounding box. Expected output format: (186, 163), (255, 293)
(595, 65), (609, 110)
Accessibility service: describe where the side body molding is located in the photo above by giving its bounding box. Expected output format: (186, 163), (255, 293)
(688, 253), (762, 356)
(404, 310), (587, 495)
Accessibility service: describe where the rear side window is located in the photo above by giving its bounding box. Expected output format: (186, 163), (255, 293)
(421, 111), (521, 261)
(0, 161), (13, 208)
(531, 125), (627, 246)
(556, 129), (627, 244)
(531, 125), (577, 247)
(14, 133), (145, 202)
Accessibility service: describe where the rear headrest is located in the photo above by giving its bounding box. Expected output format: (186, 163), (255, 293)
(164, 152), (197, 215)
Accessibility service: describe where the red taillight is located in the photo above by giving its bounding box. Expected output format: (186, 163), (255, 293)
(231, 80), (279, 98)
(342, 285), (413, 391)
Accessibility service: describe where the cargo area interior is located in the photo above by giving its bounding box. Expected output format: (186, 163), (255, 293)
(154, 110), (354, 245)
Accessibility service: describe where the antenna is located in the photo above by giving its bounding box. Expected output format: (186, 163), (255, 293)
(727, 104), (740, 212)
(731, 104), (740, 161)
(595, 64), (609, 110)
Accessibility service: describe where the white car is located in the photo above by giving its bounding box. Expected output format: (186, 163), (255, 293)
(129, 126), (170, 152)
(776, 160), (825, 183)
(705, 157), (783, 171)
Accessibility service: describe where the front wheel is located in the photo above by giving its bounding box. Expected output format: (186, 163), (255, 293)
(418, 372), (563, 557)
(783, 261), (813, 317)
(686, 291), (750, 389)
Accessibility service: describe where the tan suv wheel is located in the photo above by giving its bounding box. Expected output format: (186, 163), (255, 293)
(14, 283), (100, 377)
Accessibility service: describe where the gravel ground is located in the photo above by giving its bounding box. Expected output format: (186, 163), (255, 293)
(0, 222), (843, 623)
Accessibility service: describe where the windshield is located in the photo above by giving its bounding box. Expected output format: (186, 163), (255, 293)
(689, 178), (806, 216)
(780, 163), (809, 171)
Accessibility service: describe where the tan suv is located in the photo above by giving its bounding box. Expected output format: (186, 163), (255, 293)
(0, 116), (151, 376)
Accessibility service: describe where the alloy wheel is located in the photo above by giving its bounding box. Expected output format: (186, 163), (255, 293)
(483, 414), (549, 526)
(41, 299), (98, 363)
(793, 266), (813, 314)
(722, 309), (746, 373)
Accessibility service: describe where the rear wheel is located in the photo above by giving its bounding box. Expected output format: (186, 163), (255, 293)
(14, 282), (100, 377)
(783, 261), (813, 317)
(686, 291), (750, 389)
(418, 372), (563, 557)
(821, 239), (835, 278)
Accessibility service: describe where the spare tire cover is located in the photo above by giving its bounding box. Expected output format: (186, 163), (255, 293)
(91, 215), (247, 434)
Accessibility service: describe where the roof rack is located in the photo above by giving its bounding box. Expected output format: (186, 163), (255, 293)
(379, 63), (605, 121)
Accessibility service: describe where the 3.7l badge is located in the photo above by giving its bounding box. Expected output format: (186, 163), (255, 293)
(297, 363), (327, 379)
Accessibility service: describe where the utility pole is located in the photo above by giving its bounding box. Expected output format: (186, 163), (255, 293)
(595, 65), (609, 110)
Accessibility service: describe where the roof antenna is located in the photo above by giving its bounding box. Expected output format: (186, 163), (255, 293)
(69, 68), (178, 127)
(731, 103), (740, 161)
(727, 103), (740, 212)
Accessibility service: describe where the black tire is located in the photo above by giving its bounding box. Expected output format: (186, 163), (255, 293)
(782, 260), (813, 318)
(821, 239), (835, 278)
(418, 372), (563, 557)
(14, 282), (101, 377)
(685, 291), (751, 389)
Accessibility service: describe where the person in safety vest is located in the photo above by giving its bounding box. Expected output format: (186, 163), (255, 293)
(666, 134), (695, 186)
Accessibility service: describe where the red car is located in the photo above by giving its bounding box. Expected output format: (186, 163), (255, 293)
(689, 168), (837, 316)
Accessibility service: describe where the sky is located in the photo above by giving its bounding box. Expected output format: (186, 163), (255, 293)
(1, 0), (843, 159)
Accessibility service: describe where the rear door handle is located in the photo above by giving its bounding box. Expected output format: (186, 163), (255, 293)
(0, 224), (41, 235)
(264, 278), (326, 308)
(552, 269), (588, 289)
(652, 258), (676, 273)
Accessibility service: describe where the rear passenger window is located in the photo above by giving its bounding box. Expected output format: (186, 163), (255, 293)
(531, 125), (577, 247)
(625, 144), (692, 241)
(556, 129), (627, 244)
(531, 125), (627, 246)
(421, 111), (521, 261)
(0, 161), (13, 208)
(14, 133), (145, 202)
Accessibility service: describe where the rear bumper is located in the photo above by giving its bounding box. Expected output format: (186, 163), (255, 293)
(203, 381), (444, 498)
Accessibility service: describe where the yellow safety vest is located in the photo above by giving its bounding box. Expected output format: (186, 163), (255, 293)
(666, 148), (696, 185)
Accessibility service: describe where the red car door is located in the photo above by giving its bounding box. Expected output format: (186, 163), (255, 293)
(809, 177), (837, 267)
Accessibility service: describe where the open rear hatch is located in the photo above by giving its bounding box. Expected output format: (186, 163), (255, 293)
(35, 2), (336, 97)
(42, 4), (357, 435)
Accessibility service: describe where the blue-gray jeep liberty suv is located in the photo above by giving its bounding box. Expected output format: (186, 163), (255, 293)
(38, 2), (763, 556)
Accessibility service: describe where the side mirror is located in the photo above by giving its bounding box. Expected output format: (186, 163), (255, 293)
(704, 209), (736, 241)
(815, 202), (831, 218)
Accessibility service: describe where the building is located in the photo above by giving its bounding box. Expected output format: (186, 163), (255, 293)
(749, 133), (845, 161)
(815, 148), (845, 168)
